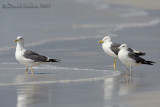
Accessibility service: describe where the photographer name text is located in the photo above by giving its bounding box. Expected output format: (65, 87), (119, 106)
(2, 3), (52, 9)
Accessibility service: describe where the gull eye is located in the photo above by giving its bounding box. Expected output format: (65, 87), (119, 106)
(121, 45), (125, 48)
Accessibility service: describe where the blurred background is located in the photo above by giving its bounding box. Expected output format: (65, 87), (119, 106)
(0, 0), (160, 107)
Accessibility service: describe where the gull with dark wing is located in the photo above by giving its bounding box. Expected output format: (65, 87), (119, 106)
(118, 44), (155, 76)
(15, 36), (60, 74)
(98, 36), (145, 71)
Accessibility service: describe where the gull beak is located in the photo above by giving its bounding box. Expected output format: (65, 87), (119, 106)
(98, 40), (103, 43)
(14, 39), (19, 42)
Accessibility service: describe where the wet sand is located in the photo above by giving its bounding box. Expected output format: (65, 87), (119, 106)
(0, 0), (160, 107)
(107, 0), (160, 9)
(119, 90), (160, 107)
(0, 64), (121, 107)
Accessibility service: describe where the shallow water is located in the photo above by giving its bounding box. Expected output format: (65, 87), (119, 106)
(0, 64), (121, 107)
(0, 0), (160, 107)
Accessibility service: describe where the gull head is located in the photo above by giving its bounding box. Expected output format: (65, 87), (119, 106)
(119, 44), (128, 50)
(15, 36), (24, 43)
(98, 36), (111, 43)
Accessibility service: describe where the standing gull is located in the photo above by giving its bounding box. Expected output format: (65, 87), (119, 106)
(15, 36), (60, 74)
(118, 44), (155, 75)
(98, 36), (145, 71)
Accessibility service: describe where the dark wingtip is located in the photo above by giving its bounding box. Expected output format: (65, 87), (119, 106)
(49, 59), (61, 63)
(136, 52), (146, 56)
(141, 53), (146, 56)
(144, 61), (155, 65)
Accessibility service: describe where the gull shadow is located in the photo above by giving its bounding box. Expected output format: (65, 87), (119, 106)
(35, 72), (53, 74)
(27, 72), (54, 75)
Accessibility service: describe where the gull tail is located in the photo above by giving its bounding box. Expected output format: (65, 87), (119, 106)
(48, 59), (61, 63)
(142, 60), (155, 65)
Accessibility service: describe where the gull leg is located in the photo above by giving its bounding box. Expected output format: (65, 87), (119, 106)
(126, 70), (129, 88)
(130, 67), (132, 77)
(113, 58), (117, 71)
(126, 66), (129, 77)
(31, 66), (34, 74)
(129, 67), (132, 81)
(26, 66), (29, 74)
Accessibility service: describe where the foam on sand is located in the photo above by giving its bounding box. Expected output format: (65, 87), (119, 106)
(0, 66), (121, 86)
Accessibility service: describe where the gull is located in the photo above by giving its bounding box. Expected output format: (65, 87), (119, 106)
(98, 36), (145, 71)
(118, 44), (155, 76)
(15, 36), (60, 74)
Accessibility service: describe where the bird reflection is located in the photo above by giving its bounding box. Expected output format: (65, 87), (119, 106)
(119, 72), (135, 96)
(15, 75), (51, 107)
(17, 85), (29, 107)
(103, 77), (119, 101)
(15, 72), (135, 107)
(103, 73), (135, 103)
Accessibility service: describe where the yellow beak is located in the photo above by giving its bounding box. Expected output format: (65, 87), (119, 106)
(14, 39), (19, 42)
(98, 40), (103, 43)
